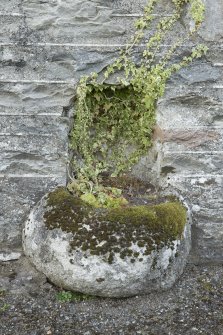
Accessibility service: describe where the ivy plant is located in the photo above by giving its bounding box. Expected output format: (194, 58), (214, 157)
(69, 0), (207, 207)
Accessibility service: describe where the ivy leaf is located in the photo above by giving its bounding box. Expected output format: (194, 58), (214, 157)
(104, 103), (113, 112)
(94, 94), (101, 102)
(144, 95), (153, 109)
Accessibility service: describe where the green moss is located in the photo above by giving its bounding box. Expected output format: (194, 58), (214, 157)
(44, 187), (187, 264)
(106, 201), (186, 237)
(44, 187), (91, 231)
(56, 290), (93, 302)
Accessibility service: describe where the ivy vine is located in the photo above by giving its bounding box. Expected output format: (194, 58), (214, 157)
(69, 0), (207, 207)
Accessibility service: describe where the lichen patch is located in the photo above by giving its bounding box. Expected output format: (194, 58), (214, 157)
(44, 187), (187, 264)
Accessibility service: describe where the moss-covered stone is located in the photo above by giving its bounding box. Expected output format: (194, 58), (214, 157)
(44, 187), (187, 264)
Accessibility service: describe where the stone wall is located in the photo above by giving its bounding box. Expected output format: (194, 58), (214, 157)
(156, 0), (223, 263)
(0, 0), (222, 263)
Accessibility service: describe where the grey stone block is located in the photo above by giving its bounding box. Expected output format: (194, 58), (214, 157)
(169, 62), (222, 85)
(0, 115), (69, 135)
(23, 0), (131, 45)
(157, 127), (223, 152)
(113, 0), (148, 13)
(0, 15), (22, 43)
(206, 46), (223, 65)
(0, 106), (63, 115)
(192, 221), (223, 262)
(157, 95), (223, 128)
(161, 152), (223, 175)
(199, 0), (223, 42)
(0, 1), (21, 12)
(0, 45), (119, 81)
(0, 134), (68, 160)
(0, 83), (75, 109)
(162, 84), (223, 103)
(0, 176), (65, 248)
(162, 175), (223, 263)
(0, 152), (67, 176)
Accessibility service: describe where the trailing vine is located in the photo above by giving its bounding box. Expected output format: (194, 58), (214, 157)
(69, 0), (207, 207)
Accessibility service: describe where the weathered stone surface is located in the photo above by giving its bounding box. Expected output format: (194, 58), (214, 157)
(0, 105), (63, 116)
(0, 45), (119, 81)
(199, 0), (223, 41)
(132, 142), (163, 184)
(0, 0), (222, 265)
(164, 83), (223, 103)
(23, 193), (191, 297)
(0, 1), (21, 12)
(21, 0), (189, 45)
(0, 122), (69, 176)
(161, 152), (223, 175)
(193, 221), (223, 261)
(0, 177), (65, 248)
(0, 152), (65, 176)
(22, 0), (131, 45)
(0, 134), (66, 156)
(159, 176), (223, 263)
(0, 83), (75, 108)
(113, 0), (148, 13)
(157, 98), (223, 131)
(170, 62), (222, 85)
(206, 45), (223, 64)
(0, 114), (68, 134)
(0, 15), (22, 43)
(0, 251), (21, 262)
(2, 43), (221, 83)
(154, 127), (222, 151)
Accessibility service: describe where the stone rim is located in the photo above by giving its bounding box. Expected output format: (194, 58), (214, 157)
(23, 190), (191, 298)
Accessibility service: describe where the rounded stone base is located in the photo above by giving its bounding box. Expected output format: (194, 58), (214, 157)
(23, 188), (191, 298)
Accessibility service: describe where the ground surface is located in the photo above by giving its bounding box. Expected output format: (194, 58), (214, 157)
(0, 256), (223, 335)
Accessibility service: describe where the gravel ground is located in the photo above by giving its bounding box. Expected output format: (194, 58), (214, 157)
(0, 256), (223, 335)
